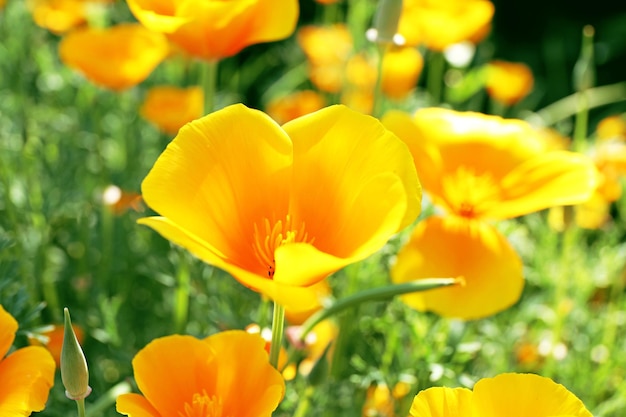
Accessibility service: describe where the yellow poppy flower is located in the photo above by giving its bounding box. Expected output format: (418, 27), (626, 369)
(383, 108), (597, 318)
(266, 90), (326, 125)
(140, 85), (204, 135)
(382, 46), (424, 100)
(298, 24), (353, 93)
(410, 373), (592, 417)
(116, 331), (285, 417)
(0, 305), (56, 416)
(59, 23), (169, 91)
(126, 0), (298, 61)
(139, 104), (421, 312)
(596, 114), (626, 141)
(28, 0), (86, 34)
(398, 0), (494, 51)
(486, 60), (534, 106)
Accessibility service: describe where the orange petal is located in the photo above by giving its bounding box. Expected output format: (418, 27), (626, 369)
(487, 151), (599, 219)
(202, 331), (285, 417)
(0, 346), (55, 414)
(126, 0), (187, 33)
(284, 105), (421, 260)
(391, 216), (524, 319)
(129, 335), (218, 417)
(116, 393), (161, 417)
(140, 85), (204, 135)
(472, 373), (593, 417)
(409, 386), (473, 417)
(0, 305), (17, 359)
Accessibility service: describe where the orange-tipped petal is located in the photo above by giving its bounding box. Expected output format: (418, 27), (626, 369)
(392, 216), (523, 319)
(116, 393), (161, 417)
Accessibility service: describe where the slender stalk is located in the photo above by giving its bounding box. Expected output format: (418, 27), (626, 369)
(572, 89), (589, 152)
(372, 43), (388, 117)
(426, 51), (445, 105)
(292, 386), (315, 417)
(202, 60), (219, 114)
(269, 301), (285, 369)
(76, 398), (86, 417)
(174, 250), (190, 334)
(299, 278), (459, 341)
(85, 381), (132, 417)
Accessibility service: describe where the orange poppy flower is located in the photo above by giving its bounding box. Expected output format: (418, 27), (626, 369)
(381, 46), (424, 100)
(383, 108), (597, 318)
(398, 0), (494, 51)
(102, 185), (143, 215)
(140, 85), (204, 135)
(138, 104), (421, 312)
(126, 0), (298, 61)
(0, 305), (55, 415)
(28, 0), (86, 34)
(486, 60), (534, 106)
(410, 373), (592, 417)
(297, 24), (353, 93)
(266, 90), (326, 125)
(116, 331), (285, 417)
(28, 323), (84, 367)
(59, 23), (169, 91)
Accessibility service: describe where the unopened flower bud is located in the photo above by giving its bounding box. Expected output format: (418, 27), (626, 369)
(367, 0), (405, 45)
(61, 308), (92, 400)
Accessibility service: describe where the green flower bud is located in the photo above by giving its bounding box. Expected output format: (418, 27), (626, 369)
(61, 308), (91, 401)
(367, 0), (405, 45)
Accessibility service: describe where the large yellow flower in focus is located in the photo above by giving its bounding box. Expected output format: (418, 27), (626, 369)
(0, 305), (55, 416)
(116, 331), (284, 417)
(126, 0), (298, 61)
(383, 108), (597, 319)
(59, 23), (168, 91)
(410, 373), (592, 417)
(139, 104), (421, 312)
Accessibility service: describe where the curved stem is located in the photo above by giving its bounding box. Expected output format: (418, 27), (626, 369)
(269, 301), (285, 369)
(299, 277), (459, 341)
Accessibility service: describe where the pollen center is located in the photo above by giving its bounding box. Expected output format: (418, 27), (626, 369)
(443, 166), (500, 218)
(252, 215), (313, 278)
(179, 391), (223, 417)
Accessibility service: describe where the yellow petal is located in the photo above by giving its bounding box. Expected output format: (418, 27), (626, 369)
(0, 305), (17, 359)
(59, 24), (168, 91)
(391, 216), (523, 319)
(116, 393), (161, 417)
(487, 151), (598, 219)
(140, 103), (292, 276)
(409, 386), (473, 417)
(129, 335), (217, 417)
(284, 105), (421, 260)
(382, 46), (424, 100)
(140, 85), (204, 135)
(472, 373), (593, 417)
(0, 346), (55, 415)
(203, 331), (285, 417)
(126, 0), (188, 33)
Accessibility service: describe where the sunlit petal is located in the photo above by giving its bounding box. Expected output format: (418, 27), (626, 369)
(391, 216), (523, 319)
(116, 393), (161, 417)
(0, 306), (17, 359)
(409, 386), (472, 417)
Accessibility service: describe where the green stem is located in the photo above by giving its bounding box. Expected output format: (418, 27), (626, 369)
(299, 278), (459, 341)
(372, 43), (388, 117)
(426, 51), (445, 105)
(202, 60), (219, 114)
(573, 90), (589, 152)
(531, 82), (626, 127)
(292, 386), (315, 417)
(174, 250), (190, 334)
(76, 398), (86, 417)
(269, 301), (285, 369)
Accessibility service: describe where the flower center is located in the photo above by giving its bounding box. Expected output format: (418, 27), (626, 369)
(179, 391), (223, 417)
(252, 215), (313, 278)
(442, 166), (500, 219)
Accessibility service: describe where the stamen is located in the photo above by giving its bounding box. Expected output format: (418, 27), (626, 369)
(178, 390), (223, 417)
(442, 166), (500, 218)
(252, 215), (313, 278)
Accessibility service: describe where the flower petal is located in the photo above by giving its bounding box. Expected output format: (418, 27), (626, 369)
(203, 331), (285, 417)
(140, 103), (293, 277)
(284, 105), (421, 260)
(391, 216), (523, 319)
(409, 386), (473, 417)
(137, 217), (324, 312)
(486, 151), (599, 219)
(0, 305), (17, 359)
(472, 373), (593, 417)
(126, 0), (188, 33)
(129, 335), (217, 417)
(0, 346), (55, 415)
(116, 393), (161, 417)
